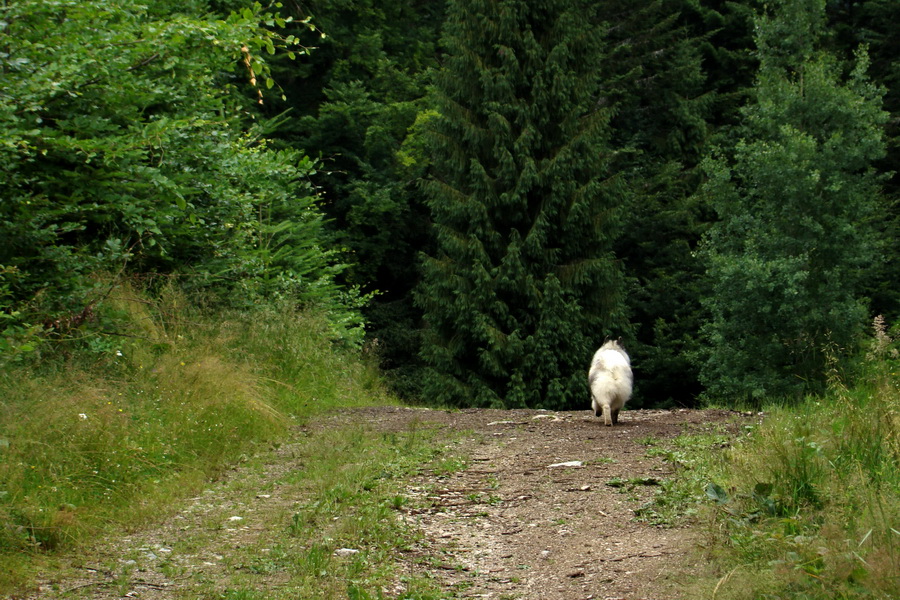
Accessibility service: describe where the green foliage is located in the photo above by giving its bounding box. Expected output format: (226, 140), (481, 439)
(262, 0), (444, 396)
(0, 0), (364, 349)
(689, 321), (900, 599)
(416, 0), (629, 409)
(0, 267), (44, 366)
(826, 0), (900, 322)
(682, 0), (762, 129)
(698, 0), (888, 402)
(629, 426), (739, 526)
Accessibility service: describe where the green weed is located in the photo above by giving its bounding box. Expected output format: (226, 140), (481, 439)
(221, 589), (268, 600)
(432, 455), (468, 477)
(253, 421), (451, 598)
(637, 435), (662, 446)
(630, 425), (744, 527)
(686, 318), (900, 599)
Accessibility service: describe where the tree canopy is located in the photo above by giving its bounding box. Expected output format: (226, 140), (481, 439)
(2, 0), (897, 407)
(698, 0), (887, 401)
(0, 0), (365, 356)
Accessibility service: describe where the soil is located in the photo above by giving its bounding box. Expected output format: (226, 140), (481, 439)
(20, 407), (751, 600)
(377, 407), (745, 600)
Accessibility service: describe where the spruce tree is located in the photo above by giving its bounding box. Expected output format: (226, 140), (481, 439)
(600, 0), (713, 407)
(416, 0), (628, 409)
(698, 0), (887, 402)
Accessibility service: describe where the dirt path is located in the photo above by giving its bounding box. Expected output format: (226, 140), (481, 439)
(380, 407), (739, 600)
(20, 407), (747, 600)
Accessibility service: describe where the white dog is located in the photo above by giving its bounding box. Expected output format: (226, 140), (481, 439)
(588, 339), (633, 426)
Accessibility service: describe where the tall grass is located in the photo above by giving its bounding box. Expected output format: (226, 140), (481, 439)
(692, 318), (900, 599)
(0, 281), (396, 589)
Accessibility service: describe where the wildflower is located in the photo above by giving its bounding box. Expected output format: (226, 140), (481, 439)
(116, 350), (123, 357)
(79, 413), (88, 420)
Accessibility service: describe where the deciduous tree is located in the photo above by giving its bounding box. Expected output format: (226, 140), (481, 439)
(698, 0), (887, 401)
(0, 0), (364, 352)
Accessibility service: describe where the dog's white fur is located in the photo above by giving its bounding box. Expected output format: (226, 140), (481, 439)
(588, 339), (633, 426)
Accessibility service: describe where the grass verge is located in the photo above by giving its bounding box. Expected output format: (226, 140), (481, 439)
(685, 320), (900, 599)
(0, 281), (399, 594)
(171, 419), (451, 600)
(632, 423), (748, 527)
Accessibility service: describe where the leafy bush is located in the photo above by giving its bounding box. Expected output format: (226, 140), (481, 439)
(0, 0), (365, 350)
(697, 0), (887, 402)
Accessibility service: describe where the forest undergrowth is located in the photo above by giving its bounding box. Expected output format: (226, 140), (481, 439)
(686, 317), (900, 599)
